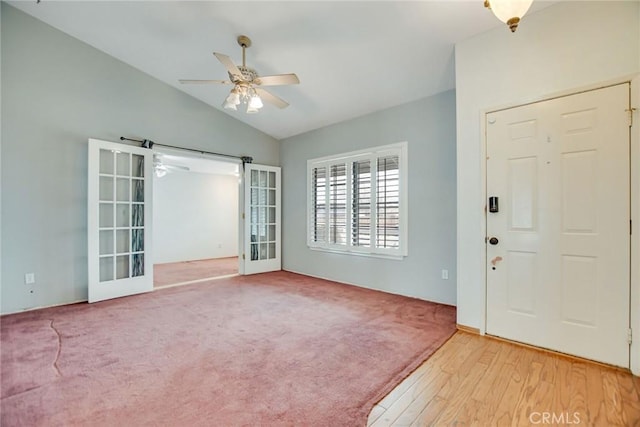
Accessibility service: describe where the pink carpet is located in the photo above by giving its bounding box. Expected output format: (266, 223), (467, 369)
(1, 271), (456, 426)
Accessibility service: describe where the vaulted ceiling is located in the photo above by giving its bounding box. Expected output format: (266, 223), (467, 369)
(8, 1), (555, 139)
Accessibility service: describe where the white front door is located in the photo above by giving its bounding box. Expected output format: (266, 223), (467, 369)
(88, 138), (154, 302)
(486, 84), (631, 367)
(243, 163), (281, 275)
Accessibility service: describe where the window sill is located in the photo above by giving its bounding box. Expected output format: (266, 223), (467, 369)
(308, 246), (406, 261)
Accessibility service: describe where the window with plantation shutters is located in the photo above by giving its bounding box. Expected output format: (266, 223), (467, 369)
(307, 142), (407, 258)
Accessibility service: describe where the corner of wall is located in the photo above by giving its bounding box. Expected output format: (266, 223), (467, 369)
(0, 2), (3, 313)
(631, 74), (640, 376)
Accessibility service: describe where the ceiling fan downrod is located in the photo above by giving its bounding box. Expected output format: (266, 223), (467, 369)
(237, 35), (251, 68)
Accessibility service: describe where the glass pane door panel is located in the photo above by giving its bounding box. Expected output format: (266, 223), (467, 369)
(131, 204), (144, 227)
(116, 152), (130, 176)
(99, 177), (114, 201)
(132, 155), (144, 177)
(99, 230), (114, 255)
(116, 178), (130, 201)
(268, 243), (276, 259)
(132, 254), (144, 277)
(268, 171), (276, 188)
(116, 230), (129, 254)
(100, 150), (114, 174)
(100, 257), (114, 282)
(260, 243), (267, 260)
(132, 229), (144, 252)
(132, 179), (144, 202)
(116, 255), (129, 279)
(116, 204), (130, 227)
(99, 204), (114, 228)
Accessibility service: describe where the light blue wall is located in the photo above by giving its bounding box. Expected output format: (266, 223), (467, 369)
(1, 4), (279, 314)
(280, 91), (457, 305)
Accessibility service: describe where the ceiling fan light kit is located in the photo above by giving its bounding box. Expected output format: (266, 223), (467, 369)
(484, 0), (534, 32)
(180, 35), (299, 114)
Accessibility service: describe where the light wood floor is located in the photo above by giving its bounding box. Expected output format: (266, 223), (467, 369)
(367, 331), (640, 426)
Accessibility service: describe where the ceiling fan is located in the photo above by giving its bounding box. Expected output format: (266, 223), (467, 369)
(179, 35), (300, 113)
(153, 154), (190, 178)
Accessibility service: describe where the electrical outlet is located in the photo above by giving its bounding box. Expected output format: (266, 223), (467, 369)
(25, 273), (35, 285)
(441, 269), (449, 280)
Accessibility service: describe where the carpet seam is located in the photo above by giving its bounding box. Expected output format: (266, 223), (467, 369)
(49, 320), (62, 377)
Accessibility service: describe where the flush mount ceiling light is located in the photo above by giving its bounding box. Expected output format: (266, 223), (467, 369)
(484, 0), (534, 32)
(180, 35), (300, 113)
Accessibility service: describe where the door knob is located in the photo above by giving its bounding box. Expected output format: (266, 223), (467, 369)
(488, 237), (499, 245)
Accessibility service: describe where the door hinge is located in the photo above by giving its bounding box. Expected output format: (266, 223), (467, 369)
(242, 253), (245, 260)
(631, 219), (633, 235)
(628, 328), (633, 345)
(242, 213), (245, 220)
(626, 107), (637, 127)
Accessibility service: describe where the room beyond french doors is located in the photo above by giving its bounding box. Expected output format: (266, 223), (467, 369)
(243, 164), (281, 274)
(88, 138), (154, 302)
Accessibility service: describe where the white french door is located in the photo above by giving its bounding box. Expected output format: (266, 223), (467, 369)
(88, 138), (154, 302)
(243, 164), (281, 275)
(486, 84), (630, 367)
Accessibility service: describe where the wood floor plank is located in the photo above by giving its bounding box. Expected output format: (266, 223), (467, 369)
(491, 345), (536, 425)
(601, 369), (627, 426)
(391, 368), (451, 426)
(375, 362), (429, 410)
(372, 334), (480, 426)
(585, 362), (610, 425)
(397, 335), (491, 425)
(369, 332), (640, 427)
(616, 370), (640, 426)
(511, 360), (546, 425)
(550, 356), (572, 414)
(471, 339), (523, 421)
(566, 361), (589, 423)
(367, 404), (386, 426)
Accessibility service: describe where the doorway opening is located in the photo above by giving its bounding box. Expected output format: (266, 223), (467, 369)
(151, 149), (241, 289)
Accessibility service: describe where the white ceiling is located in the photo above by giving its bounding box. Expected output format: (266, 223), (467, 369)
(8, 0), (556, 140)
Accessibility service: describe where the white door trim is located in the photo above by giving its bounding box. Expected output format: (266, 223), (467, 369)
(480, 75), (639, 374)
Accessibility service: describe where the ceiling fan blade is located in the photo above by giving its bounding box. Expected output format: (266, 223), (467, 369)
(213, 52), (243, 81)
(179, 79), (233, 85)
(255, 73), (300, 86)
(255, 88), (289, 109)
